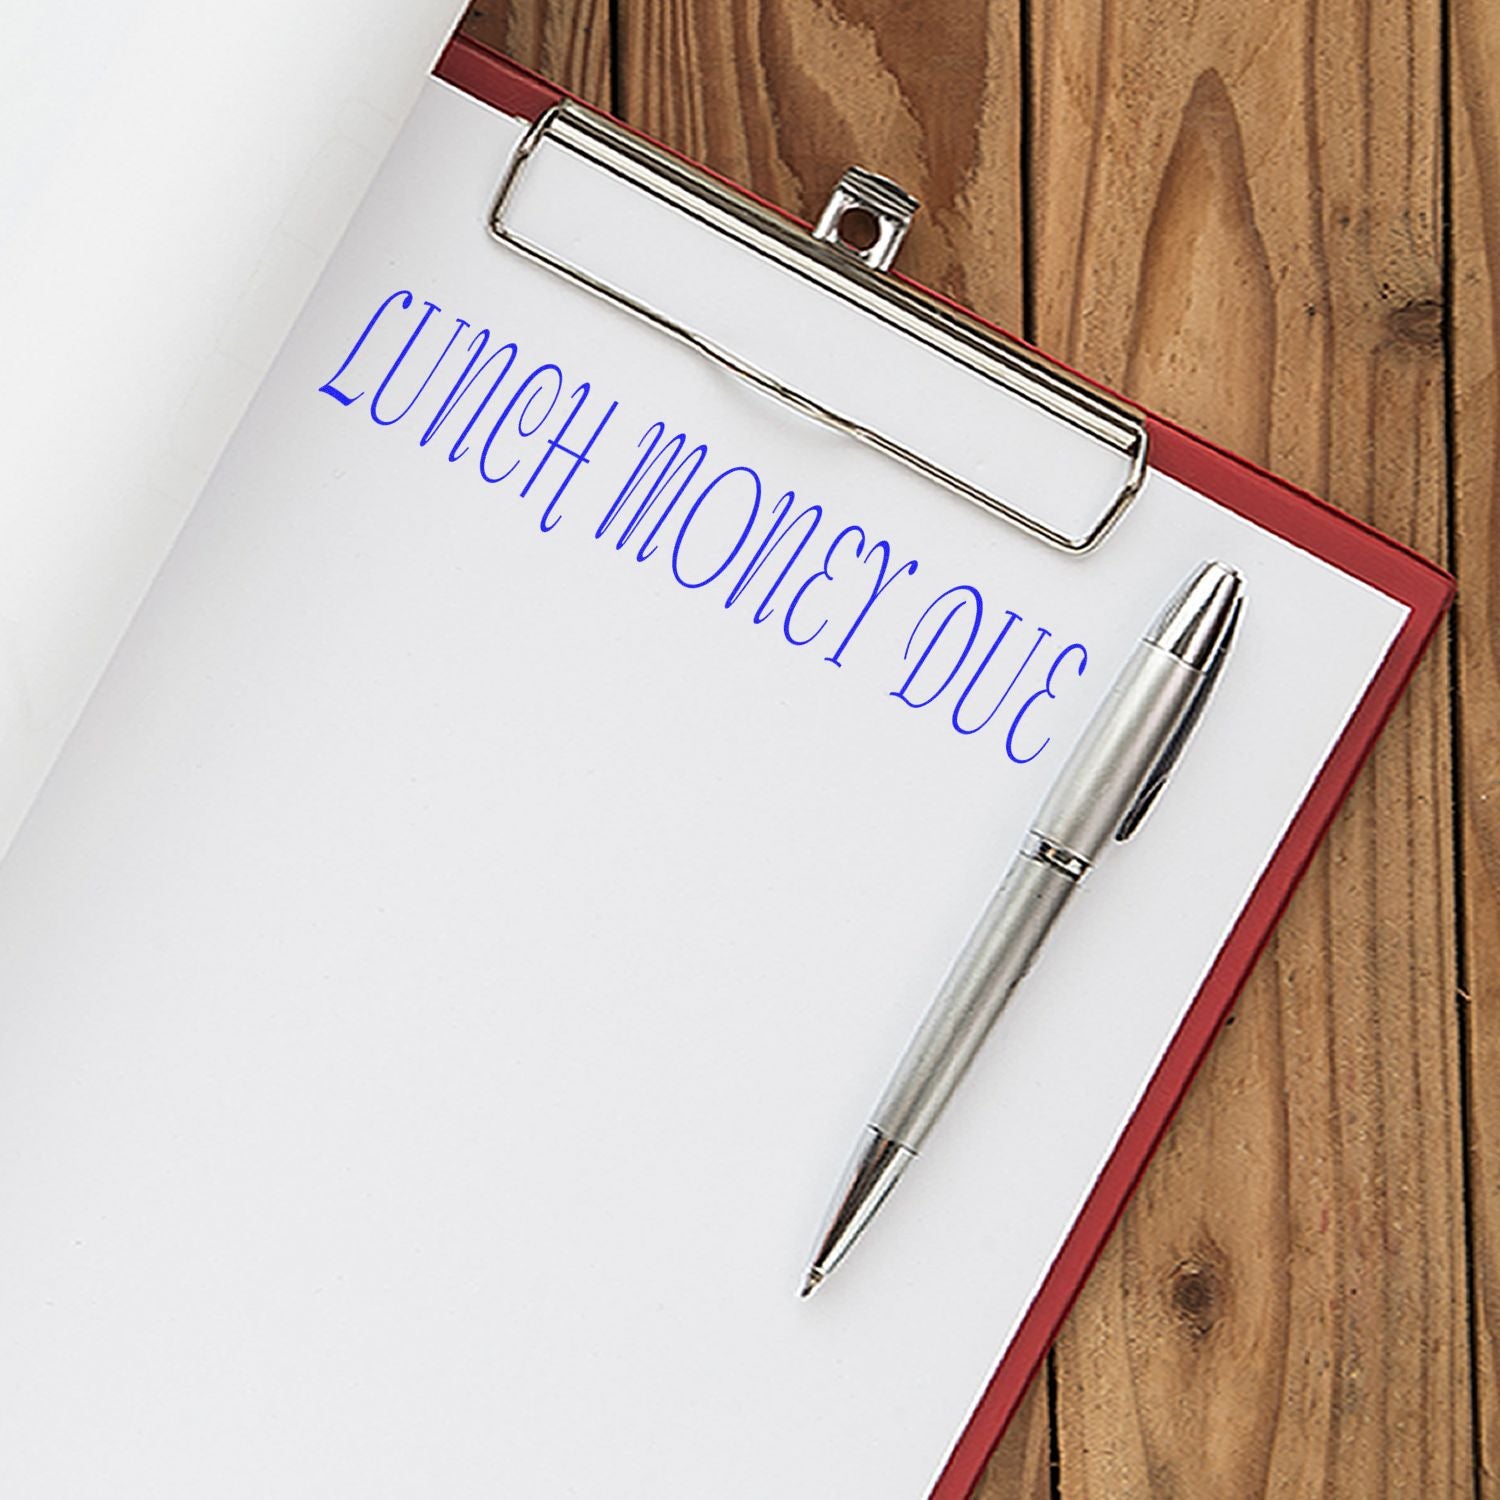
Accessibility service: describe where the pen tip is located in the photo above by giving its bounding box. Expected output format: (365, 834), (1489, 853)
(800, 1268), (823, 1299)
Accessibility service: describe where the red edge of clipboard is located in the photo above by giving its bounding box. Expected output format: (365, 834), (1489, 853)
(434, 33), (1456, 1499)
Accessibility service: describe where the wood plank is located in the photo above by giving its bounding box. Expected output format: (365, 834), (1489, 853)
(611, 3), (1046, 1492)
(970, 1375), (1053, 1500)
(459, 0), (612, 105)
(614, 0), (1025, 331)
(1030, 2), (1467, 1494)
(1453, 0), (1500, 1491)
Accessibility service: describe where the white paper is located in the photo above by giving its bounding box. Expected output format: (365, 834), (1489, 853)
(0, 0), (464, 860)
(0, 80), (1407, 1497)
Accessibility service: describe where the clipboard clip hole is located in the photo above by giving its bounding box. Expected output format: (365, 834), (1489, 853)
(836, 207), (881, 253)
(813, 167), (918, 273)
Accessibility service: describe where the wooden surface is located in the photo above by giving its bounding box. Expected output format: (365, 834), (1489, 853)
(458, 1), (1492, 1493)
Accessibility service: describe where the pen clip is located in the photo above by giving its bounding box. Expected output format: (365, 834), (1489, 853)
(1115, 595), (1243, 842)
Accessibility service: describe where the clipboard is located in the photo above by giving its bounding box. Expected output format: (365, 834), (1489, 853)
(437, 37), (1452, 1486)
(0, 26), (1452, 1500)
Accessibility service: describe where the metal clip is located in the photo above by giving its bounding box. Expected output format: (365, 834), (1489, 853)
(489, 102), (1150, 554)
(812, 168), (919, 273)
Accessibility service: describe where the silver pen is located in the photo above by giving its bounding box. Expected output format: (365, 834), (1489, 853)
(801, 560), (1244, 1296)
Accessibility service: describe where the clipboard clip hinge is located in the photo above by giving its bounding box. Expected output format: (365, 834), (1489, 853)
(811, 168), (919, 273)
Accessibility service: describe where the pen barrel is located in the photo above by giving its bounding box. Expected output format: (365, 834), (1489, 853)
(1032, 641), (1203, 864)
(872, 851), (1076, 1150)
(870, 646), (1204, 1153)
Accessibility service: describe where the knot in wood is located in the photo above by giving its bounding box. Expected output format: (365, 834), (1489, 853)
(1385, 295), (1443, 350)
(1167, 1252), (1227, 1340)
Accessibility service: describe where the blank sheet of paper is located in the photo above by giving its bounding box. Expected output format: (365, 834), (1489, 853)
(0, 0), (464, 860)
(0, 81), (1405, 1498)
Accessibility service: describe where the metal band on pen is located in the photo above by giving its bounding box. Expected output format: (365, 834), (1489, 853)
(1022, 832), (1091, 882)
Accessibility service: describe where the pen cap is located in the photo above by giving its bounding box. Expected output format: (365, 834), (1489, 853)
(1030, 562), (1242, 867)
(1144, 562), (1242, 670)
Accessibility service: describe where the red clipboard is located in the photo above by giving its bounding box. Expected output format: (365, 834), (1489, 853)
(435, 32), (1452, 1497)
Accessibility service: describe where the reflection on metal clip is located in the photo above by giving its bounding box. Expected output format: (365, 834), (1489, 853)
(489, 101), (1149, 554)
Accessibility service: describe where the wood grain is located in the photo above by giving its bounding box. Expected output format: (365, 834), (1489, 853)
(1032, 3), (1466, 1495)
(1453, 0), (1500, 1492)
(460, 0), (612, 105)
(614, 0), (1025, 333)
